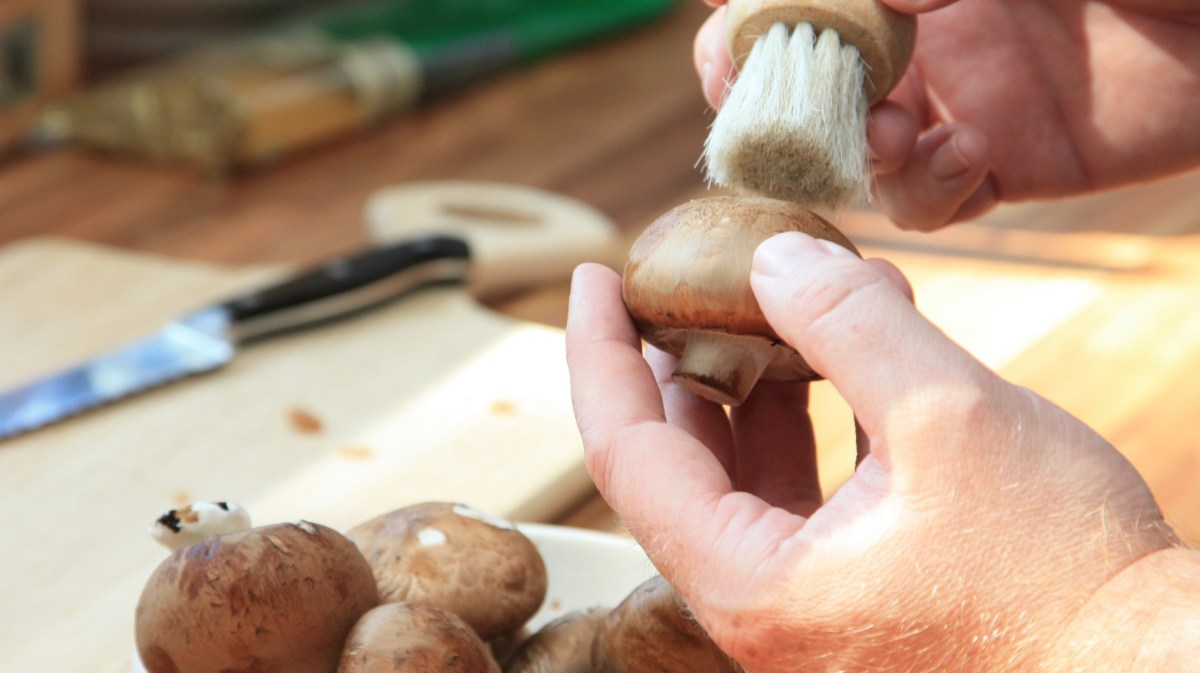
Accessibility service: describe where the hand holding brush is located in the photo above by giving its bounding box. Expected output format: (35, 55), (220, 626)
(695, 0), (1200, 229)
(702, 0), (917, 212)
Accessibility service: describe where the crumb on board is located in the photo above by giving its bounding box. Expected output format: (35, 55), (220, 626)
(171, 490), (191, 505)
(336, 445), (375, 461)
(490, 399), (517, 416)
(288, 407), (324, 434)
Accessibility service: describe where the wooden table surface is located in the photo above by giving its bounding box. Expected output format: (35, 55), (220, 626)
(4, 0), (1200, 547)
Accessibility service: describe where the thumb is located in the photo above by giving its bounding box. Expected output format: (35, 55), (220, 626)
(750, 233), (1003, 454)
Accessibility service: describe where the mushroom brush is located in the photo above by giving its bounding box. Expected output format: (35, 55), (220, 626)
(623, 196), (858, 406)
(703, 0), (916, 210)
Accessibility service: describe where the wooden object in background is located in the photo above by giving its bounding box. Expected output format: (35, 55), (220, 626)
(0, 0), (80, 152)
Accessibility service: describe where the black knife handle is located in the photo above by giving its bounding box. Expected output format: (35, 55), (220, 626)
(221, 236), (471, 342)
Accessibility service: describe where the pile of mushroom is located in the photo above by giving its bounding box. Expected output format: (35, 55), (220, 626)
(135, 501), (734, 673)
(623, 196), (860, 406)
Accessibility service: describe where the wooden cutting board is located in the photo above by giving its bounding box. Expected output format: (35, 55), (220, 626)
(0, 183), (620, 673)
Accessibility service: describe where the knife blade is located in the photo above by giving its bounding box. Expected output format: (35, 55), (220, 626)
(0, 235), (470, 440)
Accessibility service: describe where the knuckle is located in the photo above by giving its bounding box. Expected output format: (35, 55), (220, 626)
(790, 261), (892, 335)
(583, 421), (652, 503)
(891, 373), (1010, 442)
(580, 427), (615, 496)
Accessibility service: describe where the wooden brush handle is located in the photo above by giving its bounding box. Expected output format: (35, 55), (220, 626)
(725, 0), (916, 105)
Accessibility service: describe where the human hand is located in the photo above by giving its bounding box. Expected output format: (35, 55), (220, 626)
(566, 233), (1194, 672)
(693, 0), (1200, 230)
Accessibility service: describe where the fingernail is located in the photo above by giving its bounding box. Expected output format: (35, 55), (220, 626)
(752, 232), (833, 277)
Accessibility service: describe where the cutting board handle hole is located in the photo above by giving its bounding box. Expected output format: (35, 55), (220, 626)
(439, 202), (542, 227)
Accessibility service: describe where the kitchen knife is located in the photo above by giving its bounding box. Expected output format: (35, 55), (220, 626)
(0, 180), (620, 440)
(0, 236), (472, 439)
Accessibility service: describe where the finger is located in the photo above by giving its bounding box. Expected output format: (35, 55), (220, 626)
(874, 123), (993, 231)
(646, 346), (737, 477)
(867, 101), (919, 175)
(694, 6), (733, 108)
(701, 0), (727, 6)
(878, 0), (961, 13)
(566, 264), (665, 447)
(565, 264), (723, 518)
(949, 173), (1001, 224)
(861, 256), (915, 468)
(730, 379), (821, 516)
(865, 258), (914, 304)
(860, 256), (916, 466)
(567, 264), (806, 599)
(750, 233), (1007, 466)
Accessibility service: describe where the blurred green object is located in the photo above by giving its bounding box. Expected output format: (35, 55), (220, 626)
(312, 0), (678, 61)
(37, 0), (680, 174)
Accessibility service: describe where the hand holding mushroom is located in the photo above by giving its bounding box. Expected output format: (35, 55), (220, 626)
(622, 196), (858, 406)
(567, 239), (1197, 672)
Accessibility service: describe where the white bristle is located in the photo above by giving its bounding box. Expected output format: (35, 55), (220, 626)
(703, 22), (870, 210)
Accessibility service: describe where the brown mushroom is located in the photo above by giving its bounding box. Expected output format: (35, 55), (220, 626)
(487, 626), (531, 665)
(338, 602), (501, 673)
(135, 521), (380, 673)
(502, 607), (610, 673)
(623, 196), (859, 406)
(592, 575), (741, 673)
(346, 502), (548, 641)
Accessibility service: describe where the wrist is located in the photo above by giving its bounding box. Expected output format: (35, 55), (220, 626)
(1046, 546), (1200, 672)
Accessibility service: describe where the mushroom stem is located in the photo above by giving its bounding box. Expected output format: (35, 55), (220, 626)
(672, 331), (776, 406)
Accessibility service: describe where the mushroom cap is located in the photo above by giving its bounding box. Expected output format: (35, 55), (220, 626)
(135, 521), (380, 673)
(622, 196), (858, 383)
(592, 576), (739, 673)
(339, 602), (501, 673)
(346, 502), (548, 641)
(502, 607), (610, 673)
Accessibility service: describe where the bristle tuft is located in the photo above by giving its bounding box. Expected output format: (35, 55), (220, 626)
(703, 23), (870, 210)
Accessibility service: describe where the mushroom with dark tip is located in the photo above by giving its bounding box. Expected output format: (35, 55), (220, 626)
(347, 502), (548, 641)
(623, 196), (859, 406)
(339, 602), (501, 673)
(135, 521), (380, 673)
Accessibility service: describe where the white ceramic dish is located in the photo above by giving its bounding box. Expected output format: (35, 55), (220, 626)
(134, 523), (654, 672)
(515, 523), (655, 631)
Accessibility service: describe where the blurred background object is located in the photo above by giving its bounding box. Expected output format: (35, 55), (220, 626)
(84, 0), (342, 79)
(28, 0), (680, 175)
(0, 0), (81, 156)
